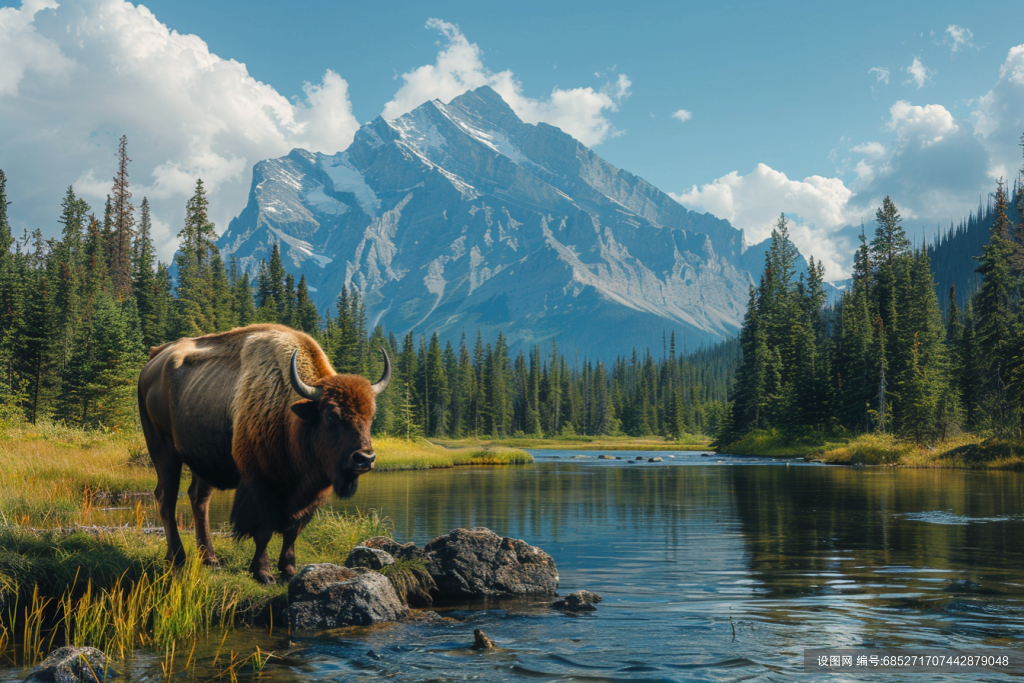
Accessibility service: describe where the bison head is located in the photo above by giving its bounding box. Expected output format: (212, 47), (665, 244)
(288, 348), (391, 498)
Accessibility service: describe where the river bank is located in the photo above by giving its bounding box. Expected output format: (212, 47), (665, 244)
(719, 430), (1024, 469)
(432, 434), (712, 451)
(0, 423), (531, 527)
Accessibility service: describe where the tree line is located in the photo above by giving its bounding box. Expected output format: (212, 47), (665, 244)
(0, 138), (733, 438)
(721, 155), (1024, 444)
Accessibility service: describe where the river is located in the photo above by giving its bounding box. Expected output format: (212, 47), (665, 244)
(35, 451), (1024, 680)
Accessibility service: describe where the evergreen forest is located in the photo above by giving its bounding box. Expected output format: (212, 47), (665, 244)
(721, 162), (1024, 444)
(0, 138), (734, 439)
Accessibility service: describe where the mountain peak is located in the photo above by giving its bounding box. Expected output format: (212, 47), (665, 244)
(220, 82), (763, 359)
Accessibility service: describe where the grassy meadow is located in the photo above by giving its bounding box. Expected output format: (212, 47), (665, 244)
(0, 421), (531, 672)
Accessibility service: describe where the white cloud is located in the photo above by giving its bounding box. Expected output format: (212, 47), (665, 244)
(885, 101), (958, 146)
(382, 18), (629, 146)
(869, 67), (890, 85)
(971, 43), (1024, 181)
(0, 0), (359, 260)
(671, 109), (693, 123)
(671, 164), (855, 278)
(850, 141), (887, 157)
(944, 25), (975, 54)
(903, 57), (932, 89)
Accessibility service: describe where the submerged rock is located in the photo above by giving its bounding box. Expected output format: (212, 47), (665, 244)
(24, 646), (114, 682)
(425, 527), (558, 600)
(287, 564), (409, 630)
(552, 590), (603, 613)
(648, 457), (663, 463)
(944, 578), (984, 593)
(345, 546), (395, 570)
(473, 628), (496, 649)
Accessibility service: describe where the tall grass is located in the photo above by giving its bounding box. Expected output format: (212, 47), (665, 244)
(0, 507), (396, 667)
(375, 436), (532, 470)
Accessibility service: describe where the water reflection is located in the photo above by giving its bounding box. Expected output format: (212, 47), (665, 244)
(59, 454), (1024, 680)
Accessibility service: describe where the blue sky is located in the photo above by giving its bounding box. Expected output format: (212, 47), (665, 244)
(1, 0), (1022, 276)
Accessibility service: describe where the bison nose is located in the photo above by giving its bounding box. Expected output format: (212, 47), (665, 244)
(352, 451), (376, 472)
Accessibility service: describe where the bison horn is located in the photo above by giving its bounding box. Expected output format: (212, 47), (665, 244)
(372, 347), (391, 395)
(290, 350), (323, 402)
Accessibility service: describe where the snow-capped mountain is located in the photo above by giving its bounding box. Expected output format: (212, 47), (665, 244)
(219, 86), (774, 358)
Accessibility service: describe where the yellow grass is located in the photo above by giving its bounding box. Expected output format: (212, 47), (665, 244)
(721, 429), (1024, 470)
(0, 422), (155, 528)
(375, 436), (532, 470)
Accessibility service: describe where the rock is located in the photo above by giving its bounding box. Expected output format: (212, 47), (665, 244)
(24, 646), (114, 682)
(361, 536), (427, 561)
(615, 456), (622, 460)
(345, 546), (395, 570)
(648, 457), (663, 463)
(472, 629), (496, 650)
(405, 610), (455, 623)
(287, 564), (409, 630)
(552, 590), (603, 613)
(598, 455), (615, 460)
(425, 527), (558, 600)
(634, 456), (644, 461)
(701, 453), (710, 457)
(944, 578), (983, 593)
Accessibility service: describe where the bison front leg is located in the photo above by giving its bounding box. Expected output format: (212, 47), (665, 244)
(278, 525), (302, 581)
(187, 475), (218, 566)
(249, 529), (275, 584)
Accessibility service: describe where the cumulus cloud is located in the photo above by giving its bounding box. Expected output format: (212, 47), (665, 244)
(0, 0), (359, 259)
(903, 57), (932, 89)
(972, 43), (1024, 181)
(944, 25), (975, 54)
(671, 109), (693, 123)
(671, 164), (856, 278)
(869, 67), (890, 85)
(885, 101), (958, 146)
(382, 18), (630, 146)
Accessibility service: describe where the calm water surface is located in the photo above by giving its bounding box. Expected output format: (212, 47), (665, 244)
(36, 451), (1024, 680)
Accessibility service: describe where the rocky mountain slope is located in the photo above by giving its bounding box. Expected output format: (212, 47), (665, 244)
(218, 86), (783, 358)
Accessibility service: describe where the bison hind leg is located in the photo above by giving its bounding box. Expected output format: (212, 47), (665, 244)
(187, 475), (218, 567)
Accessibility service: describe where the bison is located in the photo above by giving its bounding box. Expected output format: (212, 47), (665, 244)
(137, 324), (389, 583)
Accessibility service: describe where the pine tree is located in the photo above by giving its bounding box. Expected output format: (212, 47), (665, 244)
(973, 180), (1018, 433)
(17, 235), (53, 423)
(231, 259), (256, 327)
(174, 179), (218, 336)
(294, 275), (320, 333)
(110, 135), (135, 300)
(210, 248), (234, 331)
(132, 197), (160, 346)
(0, 169), (23, 408)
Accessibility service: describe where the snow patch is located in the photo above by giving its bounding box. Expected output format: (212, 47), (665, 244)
(319, 153), (380, 218)
(267, 226), (333, 268)
(303, 185), (349, 216)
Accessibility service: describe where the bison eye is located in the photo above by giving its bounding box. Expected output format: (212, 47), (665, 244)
(325, 412), (341, 425)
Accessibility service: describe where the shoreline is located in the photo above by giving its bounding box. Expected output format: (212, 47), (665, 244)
(716, 431), (1024, 470)
(431, 436), (712, 452)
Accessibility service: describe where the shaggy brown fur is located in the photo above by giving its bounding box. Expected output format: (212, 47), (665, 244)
(137, 324), (381, 584)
